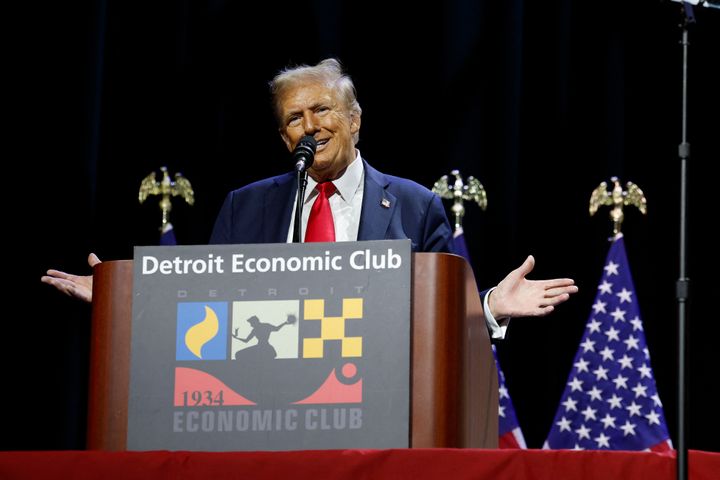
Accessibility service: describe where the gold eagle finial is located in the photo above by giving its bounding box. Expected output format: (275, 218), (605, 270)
(432, 169), (487, 230)
(589, 176), (647, 235)
(139, 166), (195, 229)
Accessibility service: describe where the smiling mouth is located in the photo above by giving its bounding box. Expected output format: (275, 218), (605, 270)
(316, 138), (329, 150)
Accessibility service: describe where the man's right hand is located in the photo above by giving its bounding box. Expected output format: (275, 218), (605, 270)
(41, 253), (101, 303)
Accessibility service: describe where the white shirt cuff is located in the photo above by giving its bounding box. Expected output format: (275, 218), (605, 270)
(483, 287), (510, 339)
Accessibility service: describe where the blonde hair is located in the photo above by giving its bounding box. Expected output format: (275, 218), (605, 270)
(270, 58), (362, 144)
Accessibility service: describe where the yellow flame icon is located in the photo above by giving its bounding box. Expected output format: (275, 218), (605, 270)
(184, 305), (219, 359)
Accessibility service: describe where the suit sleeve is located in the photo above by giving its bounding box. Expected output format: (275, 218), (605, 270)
(421, 194), (456, 253)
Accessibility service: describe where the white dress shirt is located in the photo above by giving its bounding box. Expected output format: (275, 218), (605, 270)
(286, 150), (364, 243)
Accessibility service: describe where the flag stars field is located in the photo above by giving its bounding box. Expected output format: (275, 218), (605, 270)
(624, 335), (640, 350)
(618, 354), (633, 370)
(592, 301), (607, 314)
(587, 386), (603, 401)
(613, 374), (629, 390)
(621, 421), (637, 437)
(610, 308), (626, 322)
(595, 432), (611, 448)
(604, 326), (620, 342)
(581, 338), (596, 353)
(569, 377), (584, 392)
(606, 394), (622, 409)
(616, 288), (633, 303)
(581, 406), (597, 421)
(556, 417), (572, 432)
(592, 365), (608, 380)
(645, 410), (661, 426)
(604, 261), (619, 276)
(562, 397), (578, 412)
(575, 358), (590, 372)
(600, 413), (616, 429)
(599, 346), (615, 361)
(544, 235), (671, 452)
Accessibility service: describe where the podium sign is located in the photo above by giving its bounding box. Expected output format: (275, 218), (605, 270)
(127, 240), (412, 451)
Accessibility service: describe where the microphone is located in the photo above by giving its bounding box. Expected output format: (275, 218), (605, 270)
(293, 135), (317, 172)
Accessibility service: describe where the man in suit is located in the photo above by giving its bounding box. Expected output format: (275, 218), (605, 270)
(210, 59), (452, 252)
(210, 158), (453, 252)
(42, 58), (577, 337)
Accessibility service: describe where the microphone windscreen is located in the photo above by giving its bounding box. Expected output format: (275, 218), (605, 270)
(292, 136), (317, 170)
(295, 136), (317, 155)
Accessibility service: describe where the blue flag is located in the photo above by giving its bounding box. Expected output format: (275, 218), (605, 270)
(454, 228), (527, 449)
(453, 226), (471, 261)
(160, 222), (177, 246)
(544, 234), (671, 451)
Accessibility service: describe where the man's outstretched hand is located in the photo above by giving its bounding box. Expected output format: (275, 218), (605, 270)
(488, 255), (578, 320)
(41, 253), (101, 303)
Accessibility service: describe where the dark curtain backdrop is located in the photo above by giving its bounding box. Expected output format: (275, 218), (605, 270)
(12, 0), (718, 451)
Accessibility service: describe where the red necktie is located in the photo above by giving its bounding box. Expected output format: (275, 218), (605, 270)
(304, 182), (336, 242)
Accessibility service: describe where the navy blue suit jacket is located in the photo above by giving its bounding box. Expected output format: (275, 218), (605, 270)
(209, 160), (456, 253)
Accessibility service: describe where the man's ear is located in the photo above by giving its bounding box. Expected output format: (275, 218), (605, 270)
(350, 113), (361, 135)
(279, 129), (292, 151)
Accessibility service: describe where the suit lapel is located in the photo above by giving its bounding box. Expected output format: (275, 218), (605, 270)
(265, 173), (297, 243)
(358, 161), (397, 241)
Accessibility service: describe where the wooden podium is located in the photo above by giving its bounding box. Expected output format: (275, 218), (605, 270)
(87, 252), (498, 450)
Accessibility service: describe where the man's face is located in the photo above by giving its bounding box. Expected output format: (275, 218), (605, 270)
(278, 82), (360, 182)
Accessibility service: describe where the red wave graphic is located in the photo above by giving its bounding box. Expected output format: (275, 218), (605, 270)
(292, 368), (362, 404)
(174, 367), (256, 406)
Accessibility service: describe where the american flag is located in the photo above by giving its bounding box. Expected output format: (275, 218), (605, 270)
(493, 345), (528, 448)
(454, 228), (527, 449)
(544, 234), (672, 451)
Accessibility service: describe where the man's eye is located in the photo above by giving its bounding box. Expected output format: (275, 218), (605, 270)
(288, 117), (301, 126)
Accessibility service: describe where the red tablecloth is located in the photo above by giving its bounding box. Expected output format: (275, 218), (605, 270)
(1, 448), (718, 480)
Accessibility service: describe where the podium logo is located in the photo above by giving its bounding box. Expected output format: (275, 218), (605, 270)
(231, 300), (300, 360)
(303, 298), (363, 358)
(176, 302), (228, 360)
